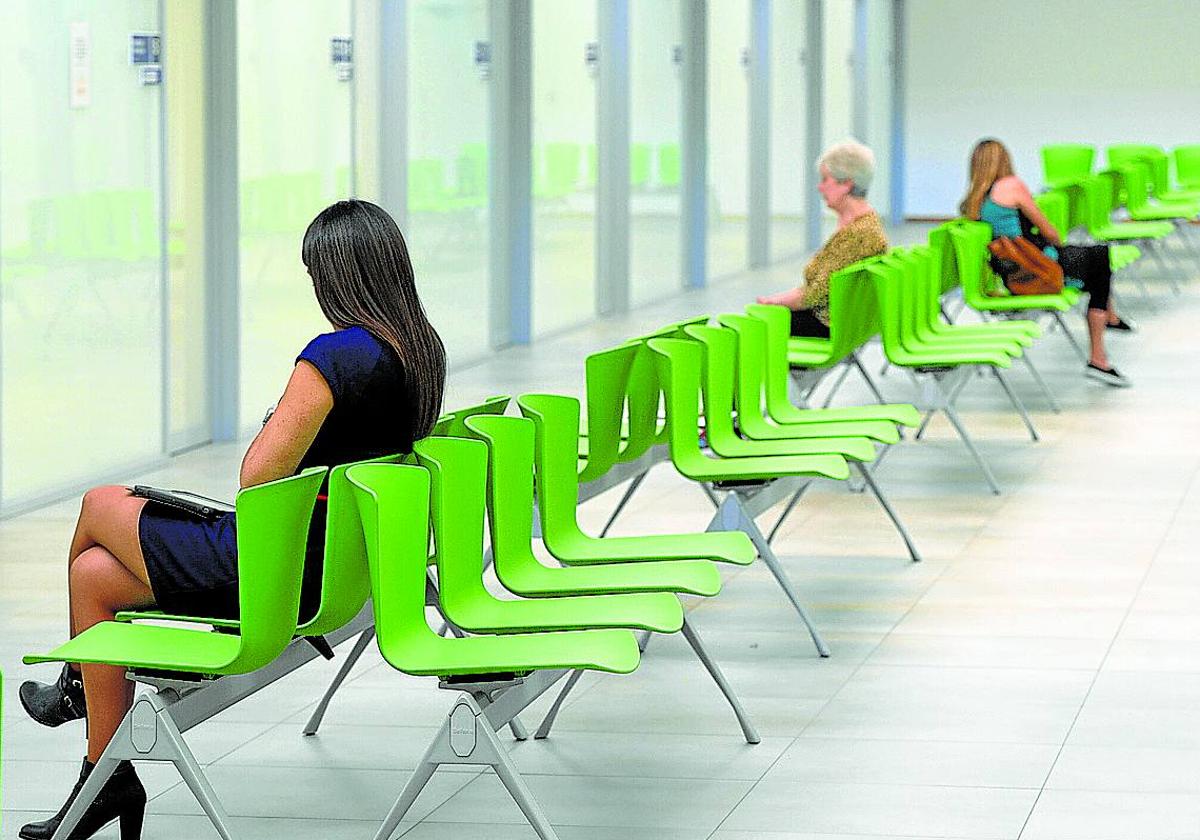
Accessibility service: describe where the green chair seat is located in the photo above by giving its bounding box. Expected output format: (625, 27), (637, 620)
(466, 412), (723, 597)
(414, 435), (684, 634)
(647, 337), (850, 483)
(26, 468), (328, 677)
(519, 392), (756, 566)
(350, 462), (643, 677)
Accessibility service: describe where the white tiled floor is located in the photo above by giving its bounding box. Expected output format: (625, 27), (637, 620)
(2, 231), (1199, 839)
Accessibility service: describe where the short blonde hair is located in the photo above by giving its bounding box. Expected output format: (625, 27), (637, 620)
(818, 139), (875, 197)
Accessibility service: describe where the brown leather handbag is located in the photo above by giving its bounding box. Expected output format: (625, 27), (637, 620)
(987, 236), (1064, 295)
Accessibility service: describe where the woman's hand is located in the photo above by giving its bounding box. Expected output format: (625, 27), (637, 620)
(757, 287), (804, 309)
(239, 361), (333, 488)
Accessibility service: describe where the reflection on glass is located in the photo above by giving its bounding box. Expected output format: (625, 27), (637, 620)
(406, 0), (490, 367)
(630, 0), (683, 307)
(771, 0), (807, 260)
(531, 0), (597, 337)
(1, 1), (164, 505)
(707, 0), (749, 280)
(237, 0), (352, 433)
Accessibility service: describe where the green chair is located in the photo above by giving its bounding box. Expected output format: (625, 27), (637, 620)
(520, 393), (756, 567)
(749, 299), (919, 427)
(684, 323), (923, 562)
(408, 158), (452, 214)
(630, 142), (652, 188)
(657, 142), (681, 188)
(869, 255), (1031, 495)
(1118, 161), (1200, 222)
(466, 412), (760, 743)
(348, 462), (639, 840)
(649, 335), (850, 656)
(1081, 173), (1175, 281)
(415, 435), (683, 635)
(1174, 145), (1200, 190)
(946, 221), (1089, 363)
(24, 467), (327, 840)
(1041, 144), (1094, 189)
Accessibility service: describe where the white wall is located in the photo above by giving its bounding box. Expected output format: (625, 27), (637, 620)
(904, 0), (1200, 217)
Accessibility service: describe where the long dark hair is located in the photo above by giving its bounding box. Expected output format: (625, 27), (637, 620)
(302, 199), (446, 440)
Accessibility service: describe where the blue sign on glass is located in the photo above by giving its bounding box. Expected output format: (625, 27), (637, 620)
(331, 37), (354, 65)
(129, 33), (161, 65)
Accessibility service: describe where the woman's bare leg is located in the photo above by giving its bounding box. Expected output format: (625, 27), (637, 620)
(1086, 308), (1110, 368)
(66, 486), (151, 639)
(70, 545), (155, 762)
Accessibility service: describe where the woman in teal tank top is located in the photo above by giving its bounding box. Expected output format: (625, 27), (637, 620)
(961, 139), (1133, 388)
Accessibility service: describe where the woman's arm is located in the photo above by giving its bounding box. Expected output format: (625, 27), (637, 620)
(239, 361), (334, 489)
(756, 286), (805, 309)
(1005, 177), (1062, 246)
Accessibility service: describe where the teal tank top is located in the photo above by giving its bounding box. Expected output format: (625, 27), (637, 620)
(979, 195), (1060, 262)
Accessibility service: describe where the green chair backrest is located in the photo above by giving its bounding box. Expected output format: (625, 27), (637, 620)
(300, 454), (404, 638)
(226, 467), (327, 674)
(622, 341), (668, 460)
(745, 303), (799, 422)
(681, 324), (740, 440)
(411, 436), (493, 627)
(433, 395), (511, 438)
(516, 394), (589, 552)
(462, 414), (542, 589)
(1034, 190), (1069, 239)
(715, 313), (770, 429)
(1041, 144), (1094, 186)
(1118, 162), (1156, 212)
(947, 222), (996, 309)
(645, 337), (712, 477)
(580, 343), (638, 482)
(345, 462), (441, 675)
(1081, 174), (1114, 234)
(1174, 145), (1200, 187)
(1106, 144), (1158, 171)
(657, 143), (681, 188)
(630, 142), (652, 188)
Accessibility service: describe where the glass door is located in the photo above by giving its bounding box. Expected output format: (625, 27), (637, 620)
(0, 0), (165, 507)
(531, 0), (597, 337)
(406, 0), (491, 366)
(237, 0), (353, 433)
(707, 0), (750, 280)
(629, 0), (683, 307)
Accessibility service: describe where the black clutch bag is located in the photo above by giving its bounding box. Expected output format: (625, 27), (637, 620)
(130, 486), (235, 521)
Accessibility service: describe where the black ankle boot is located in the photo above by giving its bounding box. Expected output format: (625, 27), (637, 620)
(19, 758), (146, 840)
(20, 663), (87, 727)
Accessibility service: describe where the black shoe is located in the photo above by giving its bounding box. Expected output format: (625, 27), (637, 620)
(20, 663), (87, 727)
(19, 758), (146, 840)
(1106, 317), (1136, 332)
(1086, 362), (1132, 388)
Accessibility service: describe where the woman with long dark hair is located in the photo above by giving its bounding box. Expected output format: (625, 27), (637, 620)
(16, 199), (446, 840)
(961, 138), (1133, 387)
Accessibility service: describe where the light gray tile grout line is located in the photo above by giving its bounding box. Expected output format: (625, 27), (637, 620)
(1014, 452), (1200, 840)
(704, 481), (1005, 840)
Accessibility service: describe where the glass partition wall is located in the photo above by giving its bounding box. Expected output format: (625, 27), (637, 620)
(770, 0), (808, 261)
(237, 0), (353, 433)
(531, 0), (598, 337)
(706, 0), (750, 280)
(0, 0), (166, 508)
(406, 0), (491, 366)
(629, 0), (684, 307)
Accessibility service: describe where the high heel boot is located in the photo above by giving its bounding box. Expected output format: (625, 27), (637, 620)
(20, 663), (87, 727)
(20, 758), (146, 840)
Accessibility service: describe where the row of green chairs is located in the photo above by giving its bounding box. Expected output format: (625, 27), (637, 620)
(1042, 143), (1200, 194)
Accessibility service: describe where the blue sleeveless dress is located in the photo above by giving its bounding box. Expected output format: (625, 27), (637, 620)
(138, 326), (414, 622)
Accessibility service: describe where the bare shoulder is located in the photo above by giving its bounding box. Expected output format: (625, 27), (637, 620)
(991, 175), (1029, 200)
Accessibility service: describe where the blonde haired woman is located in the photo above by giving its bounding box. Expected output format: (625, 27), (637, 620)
(961, 138), (1132, 387)
(758, 139), (888, 337)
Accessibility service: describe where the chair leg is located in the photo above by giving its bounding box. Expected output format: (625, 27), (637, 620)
(303, 626), (376, 736)
(766, 479), (812, 544)
(533, 669), (585, 740)
(850, 352), (888, 405)
(819, 361), (854, 408)
(382, 691), (562, 840)
(1020, 354), (1061, 413)
(990, 367), (1039, 442)
(1051, 311), (1088, 364)
(598, 469), (649, 537)
(931, 375), (1001, 495)
(708, 491), (830, 657)
(915, 366), (972, 441)
(853, 462), (922, 562)
(53, 692), (236, 840)
(680, 618), (760, 744)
